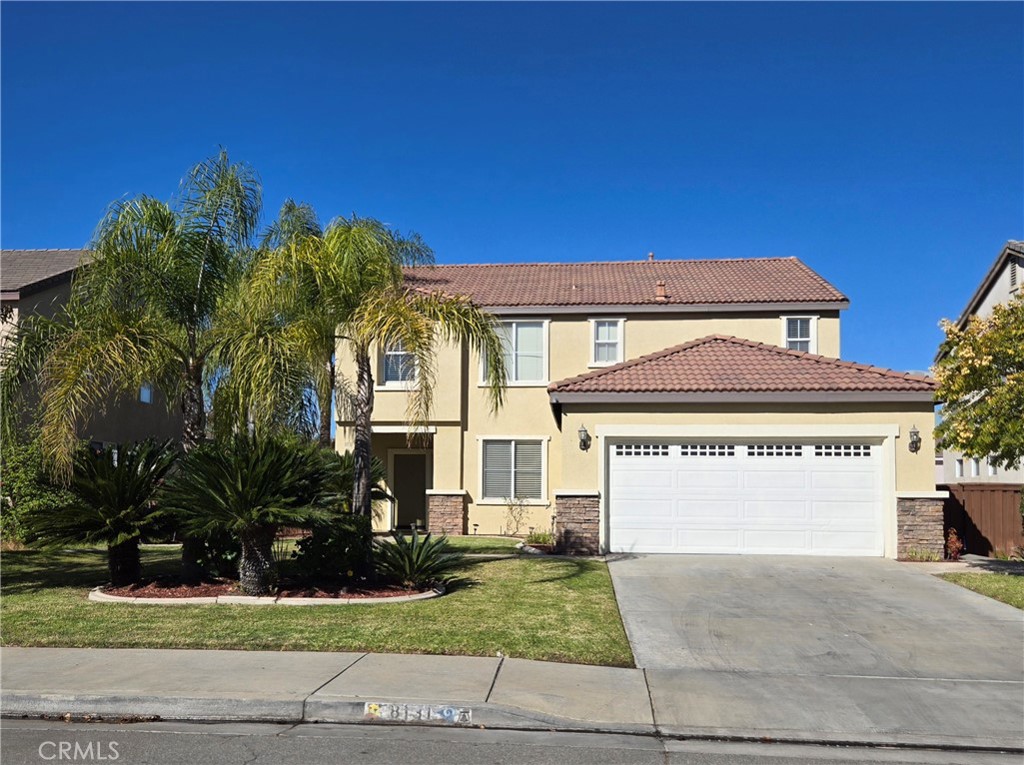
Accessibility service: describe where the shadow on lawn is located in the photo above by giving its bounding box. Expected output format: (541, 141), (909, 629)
(1, 548), (180, 595)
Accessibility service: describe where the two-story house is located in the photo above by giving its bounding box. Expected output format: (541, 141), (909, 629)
(937, 240), (1023, 485)
(1, 249), (181, 448)
(337, 255), (942, 560)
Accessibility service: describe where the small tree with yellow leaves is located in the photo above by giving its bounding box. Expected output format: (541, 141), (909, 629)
(934, 295), (1024, 516)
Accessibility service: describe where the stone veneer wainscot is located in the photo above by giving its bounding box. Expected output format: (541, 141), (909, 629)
(426, 491), (467, 536)
(555, 492), (601, 555)
(896, 496), (945, 559)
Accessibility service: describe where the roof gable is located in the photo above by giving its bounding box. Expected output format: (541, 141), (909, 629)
(404, 257), (847, 310)
(548, 335), (936, 399)
(955, 240), (1023, 328)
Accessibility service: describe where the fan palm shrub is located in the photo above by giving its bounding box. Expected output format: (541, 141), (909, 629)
(24, 440), (178, 586)
(160, 435), (329, 595)
(374, 530), (465, 589)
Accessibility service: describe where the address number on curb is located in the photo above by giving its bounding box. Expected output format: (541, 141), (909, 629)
(363, 702), (472, 725)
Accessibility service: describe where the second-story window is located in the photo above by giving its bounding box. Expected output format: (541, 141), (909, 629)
(784, 317), (815, 353)
(382, 340), (416, 385)
(591, 319), (624, 366)
(139, 384), (153, 404)
(499, 320), (546, 383)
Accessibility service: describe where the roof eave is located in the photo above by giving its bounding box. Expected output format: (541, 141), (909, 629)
(486, 300), (849, 315)
(549, 390), (936, 405)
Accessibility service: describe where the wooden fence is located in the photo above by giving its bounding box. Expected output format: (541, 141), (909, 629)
(941, 483), (1024, 557)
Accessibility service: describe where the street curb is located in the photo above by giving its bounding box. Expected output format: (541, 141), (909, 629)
(3, 692), (1021, 753)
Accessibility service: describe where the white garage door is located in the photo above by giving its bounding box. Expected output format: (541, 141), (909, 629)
(608, 441), (883, 555)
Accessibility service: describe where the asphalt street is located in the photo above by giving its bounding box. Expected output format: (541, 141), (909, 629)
(1, 720), (1018, 765)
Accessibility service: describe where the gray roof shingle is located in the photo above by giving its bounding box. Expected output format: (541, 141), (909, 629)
(1, 249), (87, 294)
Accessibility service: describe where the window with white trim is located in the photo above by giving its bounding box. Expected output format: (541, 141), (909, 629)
(783, 316), (815, 353)
(954, 458), (964, 478)
(139, 384), (153, 404)
(498, 321), (546, 383)
(970, 458), (980, 478)
(591, 319), (624, 366)
(988, 458), (998, 477)
(381, 340), (417, 385)
(482, 440), (544, 500)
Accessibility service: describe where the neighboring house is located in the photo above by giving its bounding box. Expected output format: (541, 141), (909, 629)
(937, 240), (1024, 485)
(0, 248), (182, 448)
(336, 256), (942, 559)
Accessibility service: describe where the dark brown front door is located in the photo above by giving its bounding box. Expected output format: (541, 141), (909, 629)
(393, 453), (428, 528)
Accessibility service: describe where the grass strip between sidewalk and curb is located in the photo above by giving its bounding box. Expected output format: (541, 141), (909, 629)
(0, 546), (634, 667)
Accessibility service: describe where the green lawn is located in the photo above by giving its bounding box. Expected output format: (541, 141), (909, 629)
(440, 535), (522, 555)
(0, 546), (633, 667)
(939, 572), (1024, 610)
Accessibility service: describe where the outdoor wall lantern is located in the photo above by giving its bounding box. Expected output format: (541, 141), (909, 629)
(578, 424), (592, 452)
(908, 425), (922, 453)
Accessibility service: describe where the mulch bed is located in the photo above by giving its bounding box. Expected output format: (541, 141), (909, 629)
(101, 578), (427, 600)
(276, 583), (425, 599)
(104, 579), (239, 598)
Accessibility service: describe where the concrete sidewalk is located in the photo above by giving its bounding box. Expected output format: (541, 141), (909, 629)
(2, 647), (1022, 752)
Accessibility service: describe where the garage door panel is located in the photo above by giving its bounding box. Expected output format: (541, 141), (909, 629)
(609, 439), (883, 556)
(676, 529), (741, 550)
(742, 529), (811, 551)
(676, 469), (741, 489)
(611, 469), (674, 489)
(811, 531), (881, 555)
(676, 499), (741, 518)
(812, 500), (877, 521)
(743, 470), (807, 490)
(743, 500), (807, 520)
(611, 499), (675, 518)
(611, 527), (677, 552)
(810, 470), (876, 490)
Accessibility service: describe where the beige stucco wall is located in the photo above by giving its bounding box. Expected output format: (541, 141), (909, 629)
(332, 308), (948, 543)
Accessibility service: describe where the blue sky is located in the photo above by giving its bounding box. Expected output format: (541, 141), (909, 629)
(2, 2), (1021, 372)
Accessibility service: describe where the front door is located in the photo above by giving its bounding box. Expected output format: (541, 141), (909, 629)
(392, 452), (429, 529)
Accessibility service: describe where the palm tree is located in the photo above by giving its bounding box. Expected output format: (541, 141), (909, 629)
(1, 150), (262, 581)
(252, 215), (508, 517)
(210, 200), (329, 444)
(160, 434), (329, 596)
(2, 150), (261, 470)
(24, 440), (178, 586)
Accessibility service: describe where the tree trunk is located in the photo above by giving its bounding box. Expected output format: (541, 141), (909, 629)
(181, 363), (207, 451)
(180, 362), (207, 584)
(318, 357), (335, 448)
(238, 526), (277, 596)
(107, 539), (141, 587)
(352, 349), (375, 518)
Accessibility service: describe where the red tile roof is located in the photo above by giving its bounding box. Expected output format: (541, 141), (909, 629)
(404, 257), (847, 308)
(1, 249), (86, 294)
(549, 336), (936, 395)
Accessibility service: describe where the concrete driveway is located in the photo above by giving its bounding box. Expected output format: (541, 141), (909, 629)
(609, 555), (1024, 748)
